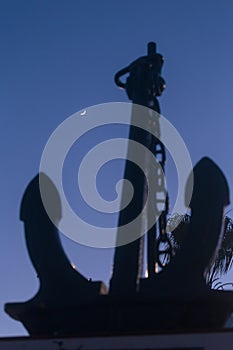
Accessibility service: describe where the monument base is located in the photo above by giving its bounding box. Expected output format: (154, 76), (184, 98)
(5, 291), (233, 336)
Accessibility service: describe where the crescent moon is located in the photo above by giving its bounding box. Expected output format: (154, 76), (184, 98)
(80, 110), (87, 116)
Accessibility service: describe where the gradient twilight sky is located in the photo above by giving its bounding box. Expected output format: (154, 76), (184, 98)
(1, 0), (233, 336)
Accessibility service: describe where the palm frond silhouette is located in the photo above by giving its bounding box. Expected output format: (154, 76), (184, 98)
(167, 214), (233, 289)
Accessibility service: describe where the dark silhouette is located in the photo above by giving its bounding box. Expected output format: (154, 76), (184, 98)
(5, 160), (233, 335)
(5, 173), (106, 335)
(110, 42), (170, 296)
(208, 216), (233, 286)
(140, 157), (230, 297)
(5, 43), (233, 336)
(168, 215), (233, 289)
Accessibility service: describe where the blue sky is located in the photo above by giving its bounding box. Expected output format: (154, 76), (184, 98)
(1, 0), (233, 336)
